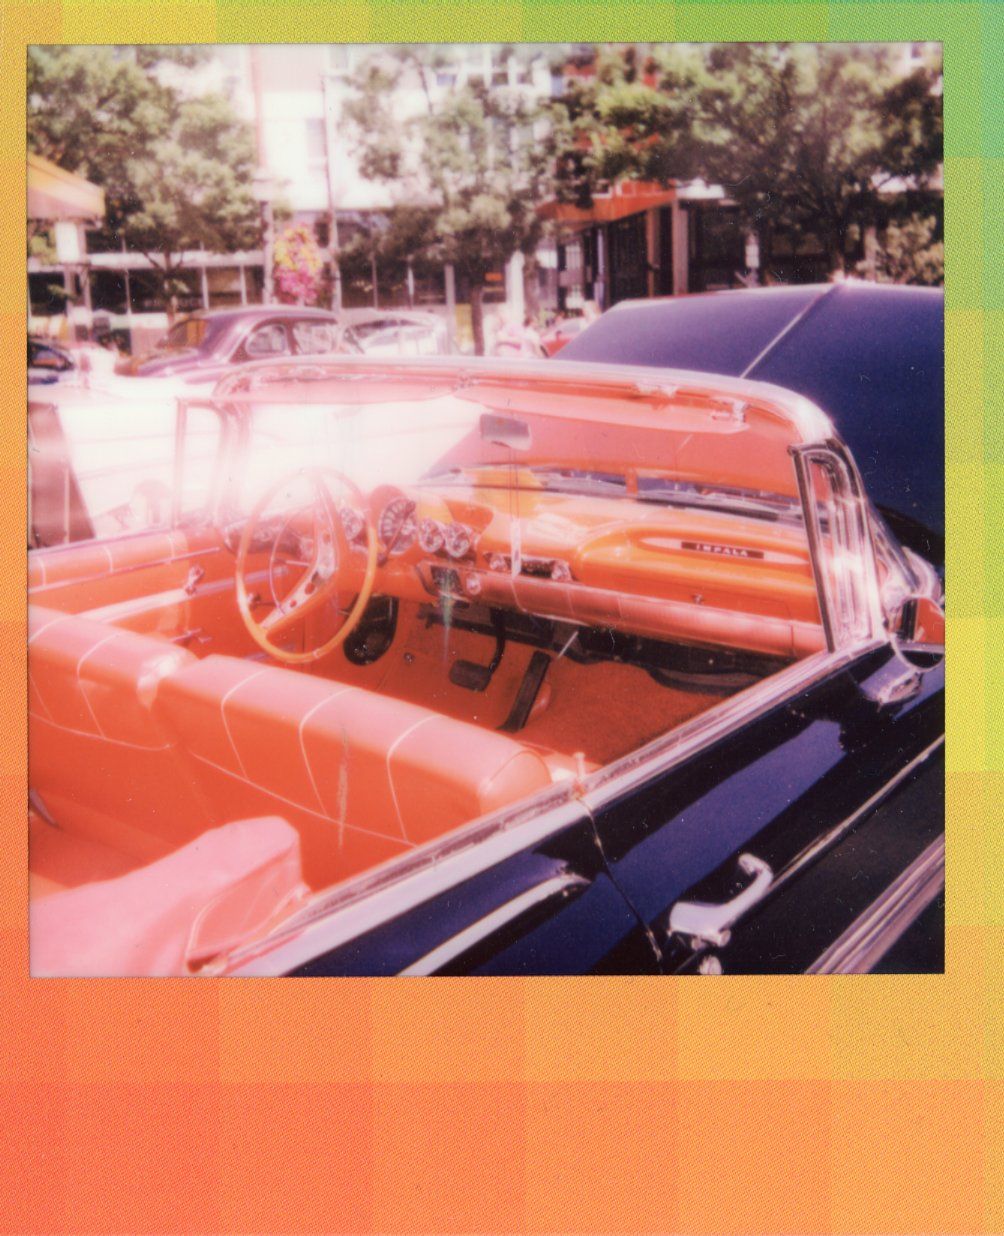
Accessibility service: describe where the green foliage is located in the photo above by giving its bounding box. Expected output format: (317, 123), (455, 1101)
(546, 43), (943, 275)
(861, 214), (944, 286)
(28, 46), (259, 315)
(544, 46), (704, 206)
(345, 48), (554, 349)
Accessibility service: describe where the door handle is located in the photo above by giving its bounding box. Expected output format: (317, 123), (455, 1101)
(668, 853), (773, 949)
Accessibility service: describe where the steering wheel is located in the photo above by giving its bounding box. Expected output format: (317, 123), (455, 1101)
(234, 466), (378, 665)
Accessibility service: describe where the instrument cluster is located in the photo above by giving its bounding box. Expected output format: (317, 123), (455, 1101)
(372, 493), (477, 562)
(419, 517), (475, 560)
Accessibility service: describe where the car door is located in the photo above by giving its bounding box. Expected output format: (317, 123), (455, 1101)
(588, 643), (943, 974)
(228, 807), (663, 976)
(585, 442), (945, 975)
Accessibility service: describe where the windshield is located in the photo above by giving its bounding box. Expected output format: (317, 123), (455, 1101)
(163, 316), (216, 350)
(227, 385), (809, 525)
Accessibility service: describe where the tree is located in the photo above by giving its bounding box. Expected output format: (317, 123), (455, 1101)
(860, 214), (944, 286)
(28, 46), (260, 320)
(696, 45), (942, 275)
(545, 43), (943, 278)
(345, 48), (552, 353)
(544, 44), (705, 207)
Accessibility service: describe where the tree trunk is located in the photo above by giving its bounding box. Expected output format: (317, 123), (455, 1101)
(470, 283), (485, 356)
(162, 259), (178, 326)
(522, 252), (540, 320)
(826, 223), (847, 279)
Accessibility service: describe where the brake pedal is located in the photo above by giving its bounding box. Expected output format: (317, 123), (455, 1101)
(500, 651), (552, 732)
(448, 611), (506, 692)
(449, 660), (495, 691)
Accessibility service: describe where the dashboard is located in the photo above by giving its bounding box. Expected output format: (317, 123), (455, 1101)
(337, 481), (825, 660)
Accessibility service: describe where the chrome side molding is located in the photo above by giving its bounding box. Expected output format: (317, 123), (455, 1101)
(398, 873), (588, 976)
(806, 834), (945, 974)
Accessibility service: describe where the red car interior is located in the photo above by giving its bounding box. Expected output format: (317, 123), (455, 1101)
(27, 364), (850, 973)
(30, 816), (307, 978)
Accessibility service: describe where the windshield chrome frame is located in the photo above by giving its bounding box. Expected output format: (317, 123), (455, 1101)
(789, 438), (885, 653)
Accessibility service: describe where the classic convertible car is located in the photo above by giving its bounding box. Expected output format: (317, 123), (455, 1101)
(27, 354), (945, 976)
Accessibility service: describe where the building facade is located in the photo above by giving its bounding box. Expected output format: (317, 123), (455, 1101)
(28, 42), (943, 341)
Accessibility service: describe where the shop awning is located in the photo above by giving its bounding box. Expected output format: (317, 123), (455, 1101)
(537, 179), (726, 226)
(28, 153), (105, 224)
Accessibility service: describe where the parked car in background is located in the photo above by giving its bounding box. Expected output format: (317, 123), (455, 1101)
(28, 353), (943, 976)
(28, 337), (76, 386)
(343, 309), (451, 356)
(115, 306), (361, 383)
(540, 315), (591, 357)
(557, 283), (945, 566)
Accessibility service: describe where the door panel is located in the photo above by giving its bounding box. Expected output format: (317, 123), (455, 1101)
(590, 644), (944, 973)
(278, 823), (660, 976)
(28, 526), (267, 658)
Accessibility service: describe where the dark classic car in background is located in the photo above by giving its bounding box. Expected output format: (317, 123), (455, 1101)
(558, 283), (945, 567)
(27, 343), (944, 977)
(28, 336), (76, 386)
(115, 305), (362, 382)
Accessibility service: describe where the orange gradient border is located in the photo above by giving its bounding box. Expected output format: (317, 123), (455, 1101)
(5, 5), (999, 1233)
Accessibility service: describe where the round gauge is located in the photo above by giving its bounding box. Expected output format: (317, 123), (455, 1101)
(419, 517), (445, 554)
(378, 497), (418, 556)
(338, 505), (365, 543)
(443, 522), (473, 560)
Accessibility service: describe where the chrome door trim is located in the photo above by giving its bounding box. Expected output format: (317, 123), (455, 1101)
(769, 734), (945, 900)
(398, 873), (588, 976)
(806, 833), (945, 974)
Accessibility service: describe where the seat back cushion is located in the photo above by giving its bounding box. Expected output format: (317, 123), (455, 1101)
(28, 605), (216, 862)
(154, 654), (554, 888)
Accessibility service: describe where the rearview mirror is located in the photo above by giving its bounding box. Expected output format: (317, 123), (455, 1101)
(480, 413), (531, 451)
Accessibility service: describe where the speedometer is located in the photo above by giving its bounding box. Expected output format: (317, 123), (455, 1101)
(378, 497), (418, 556)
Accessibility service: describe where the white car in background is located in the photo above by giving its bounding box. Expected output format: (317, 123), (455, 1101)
(343, 309), (451, 356)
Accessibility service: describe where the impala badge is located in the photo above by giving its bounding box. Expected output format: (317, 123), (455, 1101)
(681, 540), (764, 560)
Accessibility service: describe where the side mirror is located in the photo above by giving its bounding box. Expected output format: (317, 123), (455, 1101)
(480, 412), (531, 451)
(894, 594), (945, 667)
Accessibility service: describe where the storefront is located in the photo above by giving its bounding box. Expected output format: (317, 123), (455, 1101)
(538, 179), (731, 312)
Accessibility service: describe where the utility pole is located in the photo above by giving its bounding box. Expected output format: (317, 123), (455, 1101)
(444, 263), (456, 354)
(250, 47), (275, 304)
(321, 72), (344, 313)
